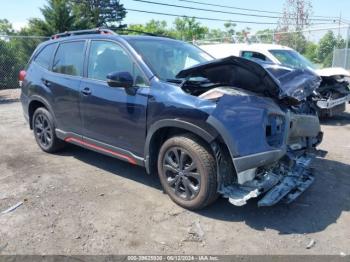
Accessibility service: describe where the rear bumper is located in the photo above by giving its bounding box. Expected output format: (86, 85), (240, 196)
(20, 92), (29, 125)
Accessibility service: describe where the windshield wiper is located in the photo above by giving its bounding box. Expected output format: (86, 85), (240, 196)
(166, 77), (212, 87)
(166, 78), (183, 84)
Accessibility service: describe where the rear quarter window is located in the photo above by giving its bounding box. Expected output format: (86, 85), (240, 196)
(52, 41), (85, 76)
(33, 43), (58, 70)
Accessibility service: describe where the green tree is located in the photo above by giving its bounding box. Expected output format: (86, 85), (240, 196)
(207, 28), (227, 42)
(0, 20), (46, 89)
(255, 29), (274, 43)
(173, 17), (208, 41)
(0, 19), (14, 34)
(142, 20), (170, 35)
(224, 22), (236, 37)
(0, 40), (22, 89)
(72, 0), (127, 29)
(275, 30), (307, 53)
(12, 27), (47, 66)
(127, 24), (146, 34)
(127, 20), (174, 37)
(28, 0), (83, 36)
(317, 30), (337, 67)
(204, 23), (238, 43)
(335, 36), (346, 49)
(302, 41), (318, 63)
(235, 27), (251, 43)
(322, 52), (334, 68)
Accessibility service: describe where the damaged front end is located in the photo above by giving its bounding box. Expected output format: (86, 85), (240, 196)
(314, 69), (350, 117)
(217, 120), (320, 207)
(268, 65), (350, 117)
(212, 108), (322, 207)
(177, 56), (323, 207)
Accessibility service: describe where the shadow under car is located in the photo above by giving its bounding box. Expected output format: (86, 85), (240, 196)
(57, 144), (350, 235)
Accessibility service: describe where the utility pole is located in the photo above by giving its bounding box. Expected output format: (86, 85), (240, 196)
(344, 25), (350, 69)
(338, 12), (341, 38)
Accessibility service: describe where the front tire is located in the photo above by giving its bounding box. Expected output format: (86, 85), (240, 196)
(32, 107), (64, 153)
(157, 134), (218, 210)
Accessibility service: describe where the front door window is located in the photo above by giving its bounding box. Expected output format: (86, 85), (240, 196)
(87, 40), (148, 86)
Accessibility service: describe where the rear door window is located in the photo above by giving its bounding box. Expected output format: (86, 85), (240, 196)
(34, 43), (57, 70)
(52, 41), (85, 76)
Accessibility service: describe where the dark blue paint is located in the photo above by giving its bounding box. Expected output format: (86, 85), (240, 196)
(20, 34), (294, 167)
(80, 77), (149, 155)
(45, 71), (83, 134)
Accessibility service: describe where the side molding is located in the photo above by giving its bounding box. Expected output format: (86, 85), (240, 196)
(56, 129), (144, 166)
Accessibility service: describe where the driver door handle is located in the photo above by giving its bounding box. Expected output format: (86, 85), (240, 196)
(81, 87), (91, 96)
(41, 78), (51, 87)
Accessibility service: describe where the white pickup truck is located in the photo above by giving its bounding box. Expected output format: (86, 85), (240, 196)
(200, 43), (350, 117)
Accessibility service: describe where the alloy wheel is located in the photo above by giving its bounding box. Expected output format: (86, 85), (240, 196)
(34, 113), (53, 148)
(162, 147), (201, 200)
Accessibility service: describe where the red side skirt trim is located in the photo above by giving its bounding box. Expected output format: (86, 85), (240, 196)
(64, 137), (137, 165)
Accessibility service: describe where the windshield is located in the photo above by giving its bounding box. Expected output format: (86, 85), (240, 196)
(127, 38), (213, 81)
(269, 49), (316, 70)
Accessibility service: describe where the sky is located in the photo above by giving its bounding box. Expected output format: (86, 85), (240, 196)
(1, 0), (350, 33)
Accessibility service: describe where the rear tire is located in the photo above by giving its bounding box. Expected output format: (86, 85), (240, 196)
(157, 134), (218, 210)
(32, 107), (65, 153)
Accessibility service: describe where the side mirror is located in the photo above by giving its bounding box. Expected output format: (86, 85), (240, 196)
(107, 71), (134, 88)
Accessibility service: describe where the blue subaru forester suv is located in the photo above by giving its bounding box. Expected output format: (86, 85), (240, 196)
(20, 28), (323, 210)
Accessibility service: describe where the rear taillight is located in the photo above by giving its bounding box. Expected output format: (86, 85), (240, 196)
(18, 70), (26, 87)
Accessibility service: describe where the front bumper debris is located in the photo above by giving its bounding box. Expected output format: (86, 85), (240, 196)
(258, 157), (314, 206)
(221, 155), (315, 207)
(316, 94), (350, 109)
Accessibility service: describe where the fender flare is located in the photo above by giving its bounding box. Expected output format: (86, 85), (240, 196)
(144, 119), (218, 173)
(206, 115), (239, 157)
(28, 95), (57, 129)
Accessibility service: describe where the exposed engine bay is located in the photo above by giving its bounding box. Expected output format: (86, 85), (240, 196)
(176, 56), (324, 206)
(315, 74), (350, 117)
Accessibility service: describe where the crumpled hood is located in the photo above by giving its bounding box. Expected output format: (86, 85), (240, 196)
(315, 67), (350, 77)
(177, 56), (321, 102)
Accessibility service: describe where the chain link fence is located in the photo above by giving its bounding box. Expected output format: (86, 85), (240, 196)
(0, 35), (48, 89)
(332, 48), (350, 69)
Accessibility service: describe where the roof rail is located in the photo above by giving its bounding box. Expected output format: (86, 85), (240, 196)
(51, 28), (117, 39)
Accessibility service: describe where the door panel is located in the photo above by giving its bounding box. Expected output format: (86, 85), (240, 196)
(80, 80), (148, 155)
(47, 73), (82, 134)
(80, 40), (149, 156)
(49, 41), (86, 134)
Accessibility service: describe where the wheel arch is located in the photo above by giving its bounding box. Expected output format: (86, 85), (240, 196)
(144, 119), (218, 174)
(28, 96), (56, 129)
(145, 119), (238, 194)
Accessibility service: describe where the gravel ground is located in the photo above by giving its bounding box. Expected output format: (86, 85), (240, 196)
(0, 89), (20, 103)
(0, 89), (349, 255)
